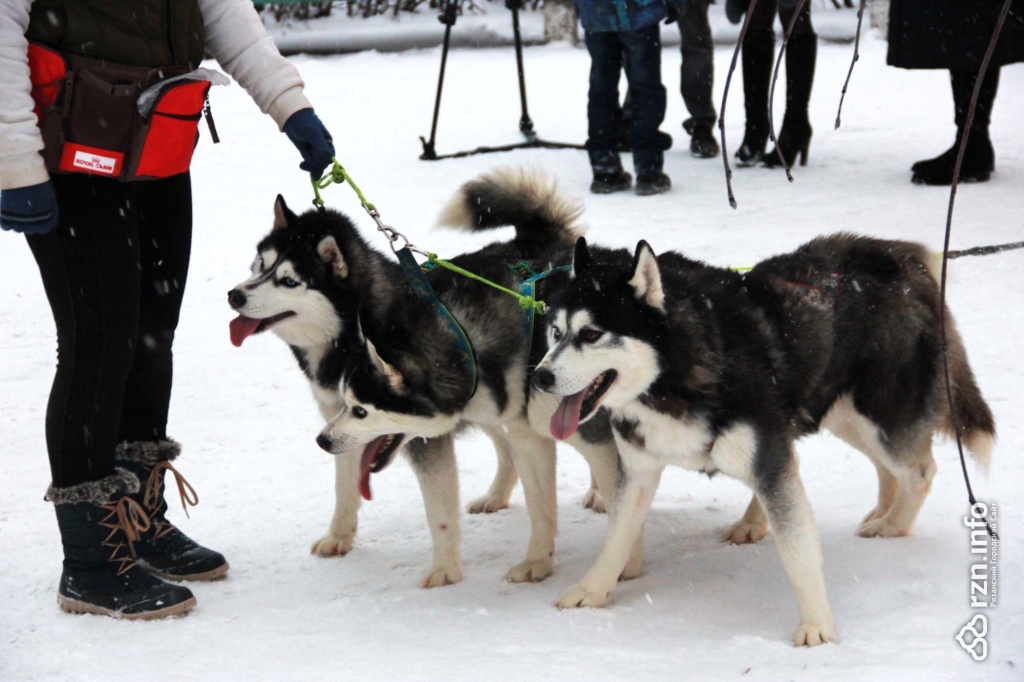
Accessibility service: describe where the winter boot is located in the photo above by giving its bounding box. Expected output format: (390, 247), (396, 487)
(683, 118), (720, 159)
(764, 33), (816, 168)
(116, 441), (229, 582)
(736, 28), (774, 166)
(634, 149), (671, 196)
(635, 172), (672, 196)
(49, 470), (196, 619)
(911, 68), (998, 185)
(589, 149), (633, 194)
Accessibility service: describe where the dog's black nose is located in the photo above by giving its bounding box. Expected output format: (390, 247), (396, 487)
(228, 289), (247, 309)
(316, 434), (333, 452)
(532, 367), (556, 391)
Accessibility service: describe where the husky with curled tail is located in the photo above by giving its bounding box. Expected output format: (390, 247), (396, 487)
(229, 198), (532, 586)
(532, 233), (994, 645)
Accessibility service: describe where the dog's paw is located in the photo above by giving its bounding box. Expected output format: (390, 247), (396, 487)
(860, 504), (890, 526)
(723, 520), (770, 545)
(857, 517), (910, 538)
(793, 621), (838, 647)
(504, 558), (553, 583)
(582, 488), (607, 514)
(420, 564), (464, 589)
(310, 532), (355, 557)
(466, 493), (509, 515)
(555, 583), (609, 609)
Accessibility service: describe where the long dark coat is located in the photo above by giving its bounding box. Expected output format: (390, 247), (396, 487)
(888, 0), (1024, 70)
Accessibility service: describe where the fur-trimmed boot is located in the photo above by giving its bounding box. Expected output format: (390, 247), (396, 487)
(115, 441), (229, 582)
(49, 470), (196, 619)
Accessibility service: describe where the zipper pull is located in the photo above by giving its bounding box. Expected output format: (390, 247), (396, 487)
(203, 94), (220, 144)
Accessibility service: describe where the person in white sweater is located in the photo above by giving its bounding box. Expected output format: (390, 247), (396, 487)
(0, 0), (336, 619)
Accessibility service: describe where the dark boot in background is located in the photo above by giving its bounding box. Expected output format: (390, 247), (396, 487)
(49, 470), (196, 619)
(912, 68), (998, 185)
(736, 28), (774, 166)
(634, 150), (672, 196)
(764, 33), (816, 168)
(683, 118), (720, 159)
(117, 440), (229, 582)
(589, 149), (633, 194)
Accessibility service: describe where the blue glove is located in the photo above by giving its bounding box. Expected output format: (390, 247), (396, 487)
(0, 181), (59, 235)
(283, 108), (336, 179)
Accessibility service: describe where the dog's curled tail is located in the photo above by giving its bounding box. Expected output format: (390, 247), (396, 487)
(436, 166), (583, 251)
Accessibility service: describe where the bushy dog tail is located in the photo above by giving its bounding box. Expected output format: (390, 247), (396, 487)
(920, 251), (997, 471)
(436, 166), (583, 253)
(940, 323), (997, 472)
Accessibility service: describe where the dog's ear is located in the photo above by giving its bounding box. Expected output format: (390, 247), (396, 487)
(571, 237), (593, 281)
(364, 336), (406, 395)
(273, 195), (299, 232)
(317, 236), (349, 280)
(629, 241), (665, 311)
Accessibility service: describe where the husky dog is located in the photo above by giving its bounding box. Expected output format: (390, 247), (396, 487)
(227, 199), (524, 587)
(316, 168), (638, 583)
(532, 235), (995, 646)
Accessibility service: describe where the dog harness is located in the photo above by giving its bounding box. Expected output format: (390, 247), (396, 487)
(510, 260), (574, 358)
(399, 247), (479, 399)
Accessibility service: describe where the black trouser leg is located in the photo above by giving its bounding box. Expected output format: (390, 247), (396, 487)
(25, 173), (192, 488)
(679, 0), (716, 127)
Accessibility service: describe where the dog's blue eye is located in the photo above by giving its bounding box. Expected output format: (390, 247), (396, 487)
(352, 406), (368, 419)
(281, 277), (300, 288)
(551, 327), (562, 341)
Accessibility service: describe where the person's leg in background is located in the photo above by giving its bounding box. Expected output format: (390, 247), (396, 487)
(113, 172), (229, 582)
(735, 0), (776, 165)
(763, 0), (816, 168)
(679, 0), (720, 158)
(911, 67), (999, 185)
(586, 29), (634, 193)
(622, 23), (672, 195)
(26, 174), (195, 619)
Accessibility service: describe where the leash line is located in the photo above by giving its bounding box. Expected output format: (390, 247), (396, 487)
(937, 0), (1010, 542)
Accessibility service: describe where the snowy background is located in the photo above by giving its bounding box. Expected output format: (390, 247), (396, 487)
(1, 5), (1021, 680)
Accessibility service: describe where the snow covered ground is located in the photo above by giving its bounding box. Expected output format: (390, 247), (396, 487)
(1, 16), (1022, 682)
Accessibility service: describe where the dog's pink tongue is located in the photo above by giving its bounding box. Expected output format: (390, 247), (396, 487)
(358, 442), (378, 501)
(551, 390), (587, 441)
(229, 315), (261, 348)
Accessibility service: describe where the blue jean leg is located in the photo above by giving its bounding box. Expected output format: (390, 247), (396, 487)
(585, 29), (626, 172)
(621, 24), (670, 173)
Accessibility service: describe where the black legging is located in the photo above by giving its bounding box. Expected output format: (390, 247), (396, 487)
(749, 0), (814, 36)
(25, 173), (192, 488)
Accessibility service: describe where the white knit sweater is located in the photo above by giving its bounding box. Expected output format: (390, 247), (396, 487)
(0, 0), (312, 190)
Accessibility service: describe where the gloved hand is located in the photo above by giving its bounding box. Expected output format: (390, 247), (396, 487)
(726, 0), (749, 24)
(283, 108), (336, 180)
(0, 181), (59, 235)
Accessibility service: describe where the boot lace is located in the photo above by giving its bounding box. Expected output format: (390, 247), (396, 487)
(98, 497), (152, 576)
(142, 461), (199, 540)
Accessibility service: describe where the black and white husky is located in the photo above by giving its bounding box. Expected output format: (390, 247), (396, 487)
(227, 198), (530, 586)
(531, 235), (995, 645)
(229, 169), (628, 585)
